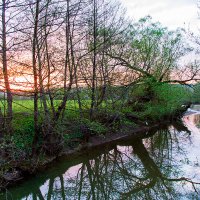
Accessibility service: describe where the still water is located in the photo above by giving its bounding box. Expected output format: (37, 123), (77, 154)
(1, 108), (200, 200)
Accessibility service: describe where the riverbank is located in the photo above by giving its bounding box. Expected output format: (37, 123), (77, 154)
(0, 104), (189, 190)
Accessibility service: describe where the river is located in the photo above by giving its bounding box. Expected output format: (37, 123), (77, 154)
(1, 106), (200, 200)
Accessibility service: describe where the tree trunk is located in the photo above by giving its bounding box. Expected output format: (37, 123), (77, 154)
(2, 0), (13, 131)
(90, 0), (97, 119)
(31, 0), (40, 155)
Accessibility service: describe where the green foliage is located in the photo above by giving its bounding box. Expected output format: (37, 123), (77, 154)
(128, 16), (189, 82)
(192, 83), (200, 103)
(141, 83), (192, 120)
(12, 114), (35, 153)
(80, 118), (108, 135)
(154, 84), (191, 104)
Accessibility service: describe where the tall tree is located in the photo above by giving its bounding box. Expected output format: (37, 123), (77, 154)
(1, 0), (13, 131)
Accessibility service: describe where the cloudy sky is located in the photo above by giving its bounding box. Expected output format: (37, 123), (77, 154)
(120, 0), (199, 32)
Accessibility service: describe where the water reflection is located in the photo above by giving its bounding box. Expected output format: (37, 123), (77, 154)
(2, 114), (200, 200)
(192, 114), (200, 124)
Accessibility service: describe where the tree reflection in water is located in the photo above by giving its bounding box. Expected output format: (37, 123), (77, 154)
(2, 115), (200, 200)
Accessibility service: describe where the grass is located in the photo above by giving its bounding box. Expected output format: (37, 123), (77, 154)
(0, 99), (91, 113)
(0, 100), (88, 153)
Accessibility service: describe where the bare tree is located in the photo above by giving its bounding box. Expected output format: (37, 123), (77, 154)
(0, 0), (13, 131)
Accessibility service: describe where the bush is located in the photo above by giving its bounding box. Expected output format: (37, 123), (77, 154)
(192, 83), (200, 103)
(80, 118), (108, 135)
(141, 83), (192, 120)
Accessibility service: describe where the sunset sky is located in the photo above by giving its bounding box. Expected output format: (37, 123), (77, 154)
(120, 0), (199, 32)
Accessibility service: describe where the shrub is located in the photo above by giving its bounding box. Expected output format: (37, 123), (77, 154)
(141, 83), (192, 120)
(192, 83), (200, 103)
